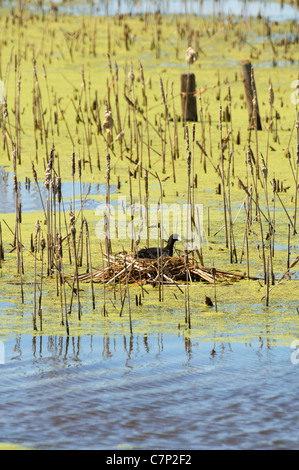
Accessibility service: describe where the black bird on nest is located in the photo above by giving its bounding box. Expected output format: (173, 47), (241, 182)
(136, 234), (181, 259)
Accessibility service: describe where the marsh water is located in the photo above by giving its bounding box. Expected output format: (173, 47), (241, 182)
(35, 0), (299, 21)
(0, 0), (299, 452)
(1, 332), (299, 450)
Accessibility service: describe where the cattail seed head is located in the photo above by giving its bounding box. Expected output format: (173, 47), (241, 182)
(105, 152), (111, 181)
(71, 151), (75, 177)
(3, 101), (8, 118)
(247, 149), (254, 176)
(187, 151), (191, 176)
(35, 219), (40, 235)
(56, 233), (62, 258)
(40, 236), (46, 251)
(13, 175), (18, 193)
(128, 63), (135, 83)
(160, 77), (166, 105)
(69, 210), (75, 227)
(185, 125), (190, 150)
(261, 153), (268, 179)
(269, 83), (274, 106)
(32, 162), (37, 182)
(57, 177), (62, 203)
(103, 104), (113, 132)
(262, 163), (268, 180)
(185, 46), (198, 65)
(144, 169), (148, 197)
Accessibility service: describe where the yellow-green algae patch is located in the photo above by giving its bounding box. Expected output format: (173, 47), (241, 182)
(0, 6), (298, 347)
(0, 443), (29, 450)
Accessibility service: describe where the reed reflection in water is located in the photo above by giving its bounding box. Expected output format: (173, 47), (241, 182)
(1, 333), (299, 450)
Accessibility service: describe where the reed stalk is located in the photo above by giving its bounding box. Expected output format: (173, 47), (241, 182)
(212, 265), (218, 312)
(85, 219), (95, 310)
(39, 236), (45, 332)
(13, 150), (24, 303)
(219, 105), (229, 248)
(293, 119), (299, 235)
(33, 219), (40, 331)
(69, 209), (81, 321)
(185, 137), (191, 328)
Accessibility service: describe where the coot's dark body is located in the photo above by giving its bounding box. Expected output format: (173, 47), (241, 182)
(137, 234), (180, 259)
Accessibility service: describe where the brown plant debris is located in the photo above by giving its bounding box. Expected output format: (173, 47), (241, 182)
(76, 254), (259, 286)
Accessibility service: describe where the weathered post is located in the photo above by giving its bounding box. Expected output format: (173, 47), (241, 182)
(241, 60), (262, 130)
(181, 73), (198, 122)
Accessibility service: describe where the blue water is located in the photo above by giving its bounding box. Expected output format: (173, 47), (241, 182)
(3, 0), (298, 21)
(52, 0), (298, 21)
(1, 333), (299, 450)
(0, 166), (116, 214)
(0, 0), (298, 452)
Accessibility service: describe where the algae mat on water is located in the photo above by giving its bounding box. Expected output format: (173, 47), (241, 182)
(0, 3), (298, 345)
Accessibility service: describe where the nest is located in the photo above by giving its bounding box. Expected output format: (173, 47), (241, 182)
(78, 254), (255, 286)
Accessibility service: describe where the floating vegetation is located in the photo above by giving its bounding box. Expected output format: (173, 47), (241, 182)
(0, 0), (298, 340)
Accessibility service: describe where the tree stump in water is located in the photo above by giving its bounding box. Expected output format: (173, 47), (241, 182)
(241, 60), (262, 130)
(181, 73), (198, 122)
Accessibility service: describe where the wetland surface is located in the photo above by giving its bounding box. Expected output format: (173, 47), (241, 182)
(0, 0), (298, 451)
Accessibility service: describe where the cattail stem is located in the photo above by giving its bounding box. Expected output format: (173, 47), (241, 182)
(212, 266), (218, 312)
(39, 236), (45, 332)
(33, 220), (40, 331)
(69, 211), (81, 321)
(85, 219), (95, 310)
(219, 106), (229, 248)
(266, 256), (270, 306)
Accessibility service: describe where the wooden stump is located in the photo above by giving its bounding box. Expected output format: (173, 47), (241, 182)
(181, 73), (198, 122)
(241, 60), (262, 130)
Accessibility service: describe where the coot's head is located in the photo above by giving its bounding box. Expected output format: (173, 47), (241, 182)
(165, 233), (181, 255)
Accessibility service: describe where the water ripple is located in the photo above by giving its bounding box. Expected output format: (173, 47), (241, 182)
(1, 334), (299, 449)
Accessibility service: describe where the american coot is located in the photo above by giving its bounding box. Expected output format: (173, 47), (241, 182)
(136, 234), (180, 259)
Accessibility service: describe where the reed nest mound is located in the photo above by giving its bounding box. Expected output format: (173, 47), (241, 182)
(77, 254), (257, 286)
